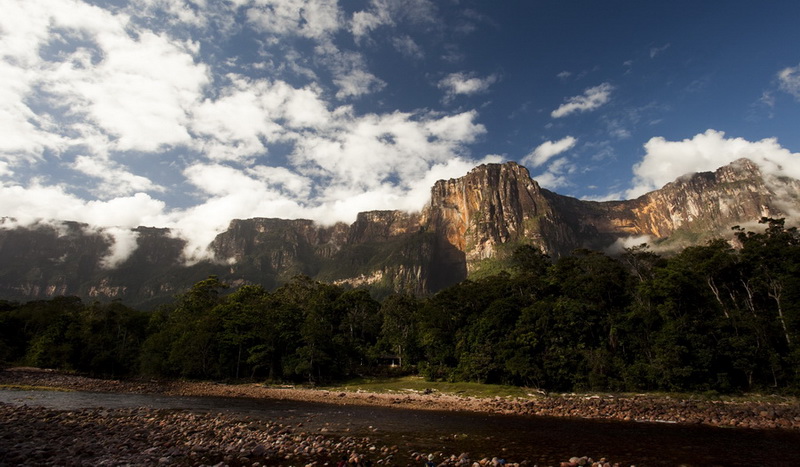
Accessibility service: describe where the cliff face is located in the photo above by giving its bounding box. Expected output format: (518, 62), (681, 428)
(422, 162), (589, 273)
(0, 221), (109, 298)
(562, 158), (794, 247)
(0, 158), (797, 306)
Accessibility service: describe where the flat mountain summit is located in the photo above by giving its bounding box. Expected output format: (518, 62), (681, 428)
(1, 158), (798, 307)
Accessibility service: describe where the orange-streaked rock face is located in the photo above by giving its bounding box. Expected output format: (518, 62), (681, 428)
(2, 158), (799, 304)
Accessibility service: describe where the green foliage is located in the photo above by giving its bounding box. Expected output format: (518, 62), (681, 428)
(2, 221), (800, 394)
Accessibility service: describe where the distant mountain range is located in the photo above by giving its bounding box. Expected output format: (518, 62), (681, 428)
(1, 158), (798, 308)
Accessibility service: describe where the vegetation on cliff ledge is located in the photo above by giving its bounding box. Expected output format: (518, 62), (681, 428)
(1, 218), (798, 394)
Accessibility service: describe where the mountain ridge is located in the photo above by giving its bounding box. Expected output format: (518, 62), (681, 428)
(1, 158), (797, 306)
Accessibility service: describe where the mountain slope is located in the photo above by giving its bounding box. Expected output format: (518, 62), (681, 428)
(0, 158), (797, 306)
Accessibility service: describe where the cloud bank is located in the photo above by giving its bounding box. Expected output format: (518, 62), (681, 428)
(628, 129), (800, 198)
(0, 0), (493, 264)
(3, 1), (800, 272)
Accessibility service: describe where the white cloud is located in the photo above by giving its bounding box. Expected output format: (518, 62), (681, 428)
(351, 6), (394, 41)
(290, 109), (486, 200)
(244, 0), (387, 102)
(130, 0), (210, 29)
(333, 66), (387, 99)
(604, 235), (653, 255)
(551, 82), (614, 118)
(0, 0), (210, 162)
(628, 129), (800, 198)
(778, 63), (800, 100)
(190, 76), (331, 161)
(0, 1), (67, 162)
(47, 28), (209, 152)
(531, 157), (574, 190)
(760, 90), (776, 109)
(392, 35), (424, 59)
(97, 226), (141, 269)
(0, 0), (494, 267)
(0, 182), (168, 228)
(246, 0), (342, 40)
(521, 136), (577, 168)
(438, 72), (499, 101)
(248, 166), (312, 198)
(350, 0), (436, 42)
(73, 155), (164, 196)
(316, 45), (386, 99)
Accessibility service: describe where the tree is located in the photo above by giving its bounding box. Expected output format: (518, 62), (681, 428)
(140, 276), (229, 378)
(74, 300), (148, 376)
(276, 276), (345, 383)
(21, 296), (84, 370)
(335, 289), (381, 372)
(216, 285), (269, 379)
(378, 293), (419, 367)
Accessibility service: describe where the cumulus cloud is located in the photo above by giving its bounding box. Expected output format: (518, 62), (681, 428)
(438, 72), (499, 101)
(289, 109), (487, 213)
(350, 0), (436, 42)
(778, 63), (800, 100)
(245, 0), (342, 40)
(0, 0), (209, 162)
(551, 82), (614, 118)
(73, 156), (165, 197)
(531, 157), (575, 190)
(521, 136), (577, 168)
(0, 0), (495, 267)
(0, 182), (168, 228)
(627, 129), (800, 198)
(351, 4), (394, 41)
(330, 57), (387, 99)
(190, 76), (331, 161)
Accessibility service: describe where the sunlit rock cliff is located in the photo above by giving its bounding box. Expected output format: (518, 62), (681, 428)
(1, 158), (798, 306)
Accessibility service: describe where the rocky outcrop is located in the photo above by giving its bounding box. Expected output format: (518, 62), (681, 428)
(557, 158), (797, 249)
(0, 221), (109, 299)
(0, 158), (798, 305)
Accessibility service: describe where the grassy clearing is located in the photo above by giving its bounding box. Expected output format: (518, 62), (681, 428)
(319, 375), (537, 399)
(315, 376), (800, 404)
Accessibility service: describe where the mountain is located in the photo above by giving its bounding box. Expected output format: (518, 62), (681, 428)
(1, 158), (798, 307)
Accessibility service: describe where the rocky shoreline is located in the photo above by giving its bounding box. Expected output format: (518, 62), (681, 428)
(2, 368), (798, 431)
(0, 402), (622, 467)
(1, 368), (800, 466)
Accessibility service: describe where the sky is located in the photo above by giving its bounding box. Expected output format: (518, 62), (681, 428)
(3, 0), (800, 264)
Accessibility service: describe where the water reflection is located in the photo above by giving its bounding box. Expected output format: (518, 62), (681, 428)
(2, 389), (798, 466)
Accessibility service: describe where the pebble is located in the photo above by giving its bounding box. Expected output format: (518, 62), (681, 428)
(3, 368), (798, 466)
(0, 402), (634, 467)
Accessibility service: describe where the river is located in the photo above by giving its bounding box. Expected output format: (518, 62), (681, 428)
(2, 389), (799, 466)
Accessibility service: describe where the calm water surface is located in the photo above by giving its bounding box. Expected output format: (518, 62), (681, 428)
(1, 389), (799, 466)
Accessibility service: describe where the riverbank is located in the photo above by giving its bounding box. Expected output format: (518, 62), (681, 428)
(1, 401), (637, 467)
(1, 367), (798, 431)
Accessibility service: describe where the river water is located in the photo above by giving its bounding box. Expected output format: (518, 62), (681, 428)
(2, 389), (799, 466)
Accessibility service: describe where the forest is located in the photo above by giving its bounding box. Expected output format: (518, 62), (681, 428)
(1, 218), (798, 394)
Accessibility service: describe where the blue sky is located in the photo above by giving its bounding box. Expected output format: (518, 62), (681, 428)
(2, 0), (800, 263)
